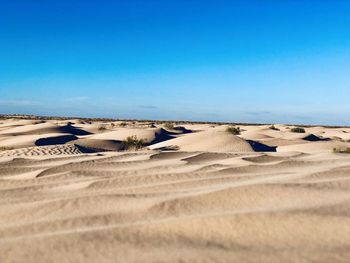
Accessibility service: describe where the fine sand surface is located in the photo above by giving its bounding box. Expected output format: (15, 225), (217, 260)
(1, 118), (350, 262)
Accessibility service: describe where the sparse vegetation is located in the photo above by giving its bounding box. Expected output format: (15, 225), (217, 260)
(98, 125), (107, 131)
(226, 126), (241, 135)
(121, 135), (145, 150)
(164, 122), (175, 130)
(333, 148), (350, 154)
(34, 120), (45, 124)
(119, 122), (127, 127)
(269, 125), (280, 131)
(0, 146), (14, 151)
(291, 127), (306, 133)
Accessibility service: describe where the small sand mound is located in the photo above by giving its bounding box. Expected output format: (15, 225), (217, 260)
(0, 145), (84, 157)
(322, 129), (350, 141)
(241, 131), (273, 140)
(165, 126), (193, 134)
(35, 135), (78, 146)
(88, 127), (175, 144)
(0, 133), (76, 149)
(246, 140), (277, 152)
(302, 134), (329, 142)
(0, 122), (91, 136)
(182, 152), (237, 164)
(243, 154), (287, 163)
(70, 138), (123, 152)
(150, 152), (194, 160)
(278, 141), (350, 153)
(260, 138), (307, 147)
(149, 129), (254, 152)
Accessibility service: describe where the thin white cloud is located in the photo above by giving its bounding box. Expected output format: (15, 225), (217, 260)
(138, 105), (159, 109)
(0, 100), (38, 106)
(64, 96), (89, 102)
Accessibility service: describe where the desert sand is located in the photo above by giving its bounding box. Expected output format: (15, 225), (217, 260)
(1, 118), (350, 262)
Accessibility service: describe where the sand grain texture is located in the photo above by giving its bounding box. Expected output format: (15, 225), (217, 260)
(1, 119), (350, 262)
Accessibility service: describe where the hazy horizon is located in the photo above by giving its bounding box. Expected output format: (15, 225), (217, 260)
(1, 1), (350, 125)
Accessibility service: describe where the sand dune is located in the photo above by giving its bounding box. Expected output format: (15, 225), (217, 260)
(150, 128), (254, 152)
(89, 127), (176, 144)
(0, 122), (90, 136)
(1, 119), (350, 262)
(69, 138), (123, 152)
(0, 144), (84, 157)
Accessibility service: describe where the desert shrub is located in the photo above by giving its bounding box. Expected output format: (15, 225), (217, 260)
(269, 125), (280, 131)
(164, 122), (174, 130)
(121, 135), (145, 150)
(34, 120), (45, 124)
(333, 148), (350, 154)
(98, 125), (107, 131)
(226, 126), (241, 135)
(291, 127), (305, 133)
(119, 122), (127, 127)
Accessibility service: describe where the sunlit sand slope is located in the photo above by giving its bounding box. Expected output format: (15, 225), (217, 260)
(1, 119), (350, 262)
(1, 150), (350, 262)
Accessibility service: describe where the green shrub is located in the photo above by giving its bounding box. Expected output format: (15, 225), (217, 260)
(291, 127), (305, 133)
(333, 148), (350, 154)
(269, 125), (280, 131)
(121, 135), (145, 150)
(226, 126), (241, 135)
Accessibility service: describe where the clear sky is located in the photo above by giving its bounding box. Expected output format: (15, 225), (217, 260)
(1, 0), (350, 125)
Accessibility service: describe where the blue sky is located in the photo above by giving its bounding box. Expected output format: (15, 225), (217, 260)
(1, 0), (350, 125)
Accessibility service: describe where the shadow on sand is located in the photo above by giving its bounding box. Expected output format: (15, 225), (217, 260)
(246, 140), (277, 152)
(35, 135), (78, 146)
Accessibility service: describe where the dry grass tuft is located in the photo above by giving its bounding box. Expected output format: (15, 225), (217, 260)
(269, 125), (280, 131)
(121, 135), (145, 150)
(333, 148), (350, 154)
(164, 123), (175, 130)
